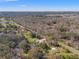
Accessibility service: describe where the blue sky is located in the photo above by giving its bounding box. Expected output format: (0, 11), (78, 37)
(0, 0), (79, 11)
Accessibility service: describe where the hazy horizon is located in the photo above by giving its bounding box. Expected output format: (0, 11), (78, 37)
(0, 0), (79, 11)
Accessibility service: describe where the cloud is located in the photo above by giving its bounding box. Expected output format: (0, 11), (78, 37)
(5, 0), (18, 2)
(0, 0), (18, 2)
(19, 5), (27, 7)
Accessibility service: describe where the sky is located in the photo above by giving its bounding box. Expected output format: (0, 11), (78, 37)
(0, 0), (79, 11)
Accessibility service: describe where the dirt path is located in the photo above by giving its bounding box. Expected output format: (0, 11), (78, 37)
(13, 20), (79, 56)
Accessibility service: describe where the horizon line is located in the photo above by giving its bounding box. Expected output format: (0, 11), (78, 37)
(0, 11), (79, 12)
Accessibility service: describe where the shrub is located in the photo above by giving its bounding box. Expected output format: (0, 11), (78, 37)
(28, 47), (45, 59)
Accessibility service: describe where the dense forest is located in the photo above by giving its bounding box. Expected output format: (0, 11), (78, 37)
(0, 12), (79, 59)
